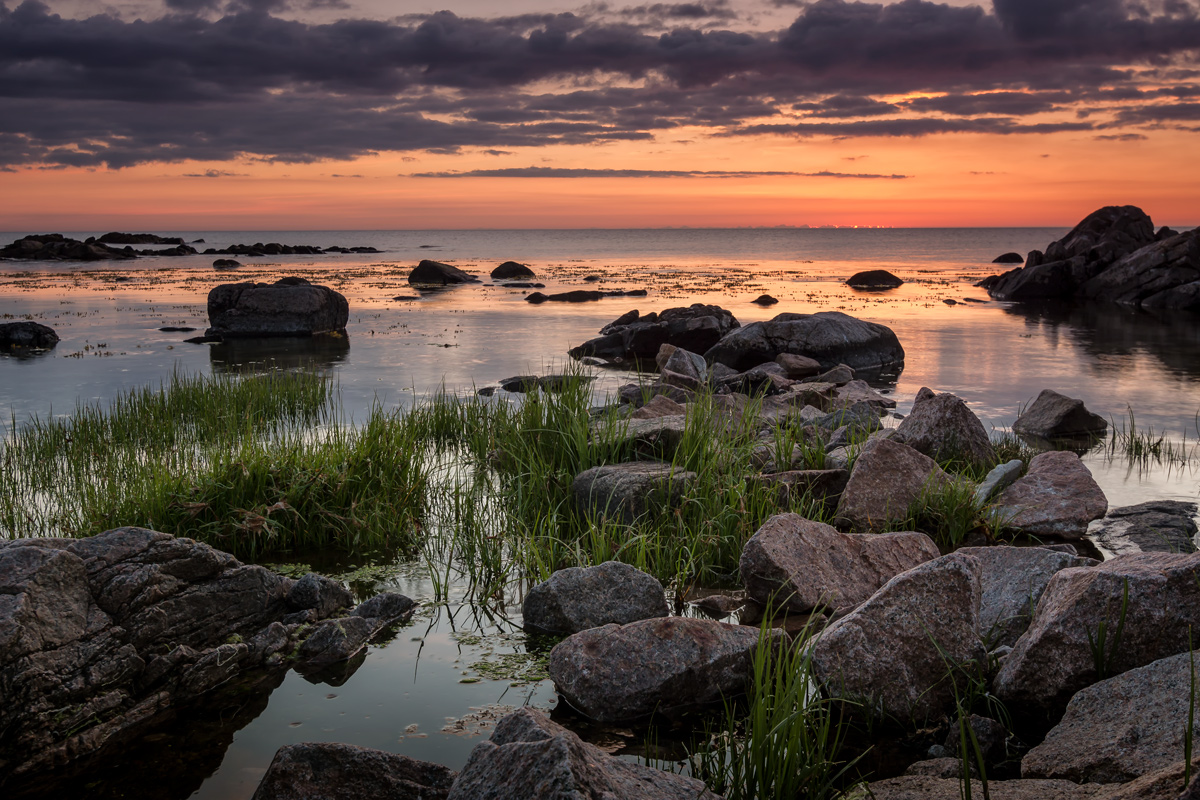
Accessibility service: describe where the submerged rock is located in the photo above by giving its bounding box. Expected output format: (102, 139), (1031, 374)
(739, 513), (939, 612)
(252, 742), (455, 800)
(407, 259), (480, 285)
(1012, 389), (1107, 439)
(990, 451), (1107, 539)
(0, 321), (59, 350)
(703, 311), (904, 374)
(1088, 500), (1198, 556)
(522, 562), (669, 635)
(205, 277), (349, 338)
(549, 617), (769, 722)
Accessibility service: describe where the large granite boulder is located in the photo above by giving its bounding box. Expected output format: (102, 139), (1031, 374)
(0, 321), (59, 350)
(522, 562), (669, 635)
(205, 277), (349, 338)
(548, 617), (769, 722)
(811, 552), (986, 721)
(835, 438), (952, 533)
(1022, 651), (1199, 784)
(990, 451), (1107, 539)
(408, 259), (480, 285)
(739, 513), (939, 612)
(1012, 389), (1107, 439)
(252, 742), (455, 800)
(893, 388), (996, 467)
(995, 552), (1200, 726)
(1089, 500), (1198, 556)
(957, 545), (1097, 648)
(448, 708), (719, 799)
(703, 311), (904, 374)
(572, 461), (696, 524)
(568, 304), (739, 366)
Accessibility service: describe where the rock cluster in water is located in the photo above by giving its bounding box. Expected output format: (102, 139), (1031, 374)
(0, 233), (381, 261)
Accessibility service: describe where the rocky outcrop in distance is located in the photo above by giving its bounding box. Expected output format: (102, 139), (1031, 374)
(0, 234), (380, 261)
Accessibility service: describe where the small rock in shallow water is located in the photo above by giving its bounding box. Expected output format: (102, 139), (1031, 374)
(1012, 388), (1107, 439)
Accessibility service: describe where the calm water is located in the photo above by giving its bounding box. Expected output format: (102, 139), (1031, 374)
(3, 227), (1199, 798)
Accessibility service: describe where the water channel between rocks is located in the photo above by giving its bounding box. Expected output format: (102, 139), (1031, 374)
(2, 227), (1199, 798)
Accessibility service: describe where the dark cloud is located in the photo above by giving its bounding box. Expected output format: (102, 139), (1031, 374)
(0, 0), (1197, 168)
(1094, 132), (1148, 140)
(181, 168), (248, 176)
(409, 166), (909, 178)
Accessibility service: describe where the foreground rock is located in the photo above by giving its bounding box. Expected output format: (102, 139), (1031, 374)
(990, 451), (1107, 539)
(861, 775), (1102, 799)
(835, 438), (952, 532)
(957, 546), (1096, 648)
(205, 277), (349, 338)
(0, 321), (59, 350)
(522, 562), (669, 635)
(1079, 227), (1200, 310)
(995, 552), (1200, 725)
(1012, 389), (1107, 439)
(569, 304), (739, 366)
(811, 552), (986, 721)
(572, 461), (696, 523)
(1089, 500), (1198, 555)
(408, 259), (480, 285)
(704, 311), (904, 374)
(449, 708), (718, 799)
(252, 742), (455, 800)
(490, 261), (535, 279)
(549, 617), (769, 722)
(893, 388), (996, 466)
(1023, 651), (1198, 783)
(846, 269), (903, 289)
(0, 528), (408, 779)
(739, 513), (939, 612)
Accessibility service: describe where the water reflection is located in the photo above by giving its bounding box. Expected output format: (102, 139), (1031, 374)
(209, 335), (350, 373)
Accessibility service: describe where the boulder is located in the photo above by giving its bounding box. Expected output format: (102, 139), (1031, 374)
(1089, 500), (1198, 556)
(660, 345), (707, 383)
(846, 269), (903, 289)
(833, 379), (897, 410)
(748, 469), (849, 504)
(569, 304), (740, 365)
(811, 552), (987, 721)
(1079, 228), (1200, 307)
(995, 552), (1200, 726)
(548, 617), (769, 722)
(287, 572), (352, 618)
(993, 252), (1025, 264)
(739, 513), (940, 612)
(212, 258), (241, 269)
(491, 261), (536, 280)
(295, 616), (377, 670)
(408, 259), (479, 285)
(572, 461), (696, 523)
(522, 562), (669, 635)
(704, 311), (904, 374)
(591, 415), (689, 458)
(0, 233), (138, 261)
(973, 459), (1024, 506)
(1023, 651), (1199, 784)
(956, 545), (1097, 648)
(835, 438), (952, 532)
(98, 232), (185, 245)
(752, 294), (779, 305)
(893, 388), (996, 467)
(804, 363), (856, 386)
(630, 394), (687, 419)
(205, 277), (349, 338)
(0, 321), (59, 350)
(990, 451), (1107, 539)
(352, 592), (417, 622)
(448, 708), (718, 799)
(252, 742), (455, 800)
(775, 352), (822, 379)
(1012, 389), (1107, 439)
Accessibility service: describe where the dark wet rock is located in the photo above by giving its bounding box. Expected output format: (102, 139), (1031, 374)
(205, 277), (349, 338)
(704, 311), (904, 374)
(491, 261), (536, 280)
(0, 321), (59, 350)
(775, 352), (821, 378)
(752, 294), (779, 305)
(804, 362), (856, 386)
(287, 572), (352, 618)
(252, 742), (455, 800)
(749, 469), (850, 505)
(1012, 389), (1107, 439)
(583, 274), (601, 282)
(846, 269), (904, 289)
(811, 552), (986, 721)
(524, 291), (549, 303)
(995, 552), (1200, 726)
(212, 258), (241, 269)
(294, 616), (376, 671)
(1024, 650), (1200, 784)
(0, 527), (355, 780)
(522, 561), (669, 635)
(98, 232), (185, 245)
(392, 294), (420, 301)
(835, 438), (952, 532)
(498, 374), (594, 394)
(1080, 228), (1200, 309)
(352, 592), (417, 623)
(990, 451), (1107, 539)
(1089, 500), (1198, 556)
(448, 707), (718, 800)
(526, 289), (646, 303)
(739, 513), (939, 612)
(570, 304), (739, 365)
(957, 545), (1097, 648)
(974, 459), (1024, 506)
(944, 714), (1009, 764)
(0, 233), (137, 261)
(159, 326), (197, 333)
(893, 388), (996, 467)
(407, 259), (480, 285)
(993, 252), (1025, 264)
(202, 242), (326, 257)
(549, 616), (770, 722)
(572, 461), (696, 523)
(658, 344), (707, 383)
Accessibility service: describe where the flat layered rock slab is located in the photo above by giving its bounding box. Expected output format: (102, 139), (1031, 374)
(739, 513), (939, 612)
(991, 451), (1107, 539)
(811, 552), (986, 722)
(835, 438), (951, 533)
(522, 561), (669, 635)
(548, 617), (770, 722)
(1089, 500), (1198, 556)
(995, 552), (1200, 725)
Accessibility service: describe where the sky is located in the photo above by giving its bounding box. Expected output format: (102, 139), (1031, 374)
(0, 0), (1198, 229)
